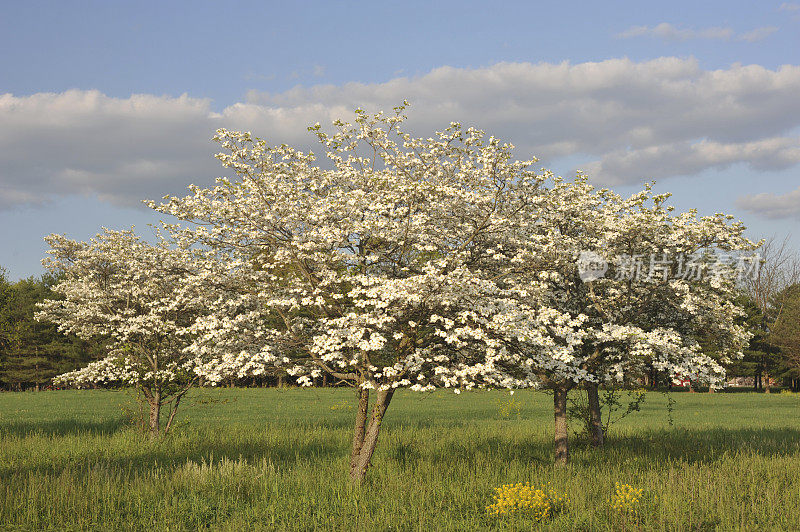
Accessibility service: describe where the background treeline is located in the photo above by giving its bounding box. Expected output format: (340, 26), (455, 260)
(725, 290), (800, 391)
(0, 268), (103, 390)
(0, 266), (327, 391)
(2, 264), (799, 392)
(728, 238), (800, 392)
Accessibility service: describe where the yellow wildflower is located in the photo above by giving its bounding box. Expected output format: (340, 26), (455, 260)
(609, 482), (643, 516)
(486, 482), (568, 521)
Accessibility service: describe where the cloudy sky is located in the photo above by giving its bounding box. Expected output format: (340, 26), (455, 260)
(2, 0), (799, 279)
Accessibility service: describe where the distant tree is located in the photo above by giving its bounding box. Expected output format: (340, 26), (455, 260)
(742, 237), (800, 392)
(0, 268), (11, 377)
(0, 271), (98, 390)
(724, 295), (779, 390)
(770, 284), (800, 389)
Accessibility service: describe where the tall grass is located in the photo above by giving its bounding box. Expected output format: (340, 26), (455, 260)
(1, 388), (799, 530)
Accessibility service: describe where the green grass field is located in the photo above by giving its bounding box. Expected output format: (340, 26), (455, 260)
(2, 388), (799, 531)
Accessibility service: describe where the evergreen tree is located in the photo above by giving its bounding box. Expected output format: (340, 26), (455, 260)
(0, 270), (99, 390)
(771, 284), (800, 390)
(725, 295), (780, 390)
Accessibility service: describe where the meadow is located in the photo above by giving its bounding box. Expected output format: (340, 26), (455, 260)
(1, 388), (799, 531)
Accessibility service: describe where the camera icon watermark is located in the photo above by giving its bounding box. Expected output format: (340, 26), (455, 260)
(576, 251), (609, 282)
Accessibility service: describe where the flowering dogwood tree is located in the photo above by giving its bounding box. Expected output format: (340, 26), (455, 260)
(483, 176), (756, 461)
(37, 229), (274, 437)
(153, 105), (551, 480)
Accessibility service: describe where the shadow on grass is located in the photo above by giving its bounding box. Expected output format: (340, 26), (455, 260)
(384, 427), (800, 471)
(0, 418), (129, 438)
(0, 427), (341, 480)
(5, 420), (800, 479)
(598, 427), (800, 464)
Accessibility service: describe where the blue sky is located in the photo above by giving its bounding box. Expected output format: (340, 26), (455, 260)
(2, 0), (799, 279)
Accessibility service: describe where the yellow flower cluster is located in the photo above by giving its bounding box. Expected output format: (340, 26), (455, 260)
(486, 482), (568, 521)
(329, 400), (353, 411)
(496, 398), (522, 419)
(609, 482), (643, 515)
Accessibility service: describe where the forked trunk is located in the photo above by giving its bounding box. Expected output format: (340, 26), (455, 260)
(586, 381), (604, 447)
(350, 388), (394, 482)
(554, 385), (569, 465)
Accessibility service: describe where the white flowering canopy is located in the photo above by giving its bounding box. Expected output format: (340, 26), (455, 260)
(154, 106), (552, 392)
(484, 176), (756, 389)
(38, 229), (276, 391)
(154, 106), (755, 392)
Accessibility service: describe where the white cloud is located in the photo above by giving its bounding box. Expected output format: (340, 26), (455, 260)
(582, 137), (800, 185)
(617, 23), (733, 41)
(0, 91), (220, 208)
(737, 26), (779, 42)
(780, 2), (800, 11)
(2, 58), (800, 208)
(737, 188), (800, 219)
(617, 22), (777, 42)
(0, 90), (354, 208)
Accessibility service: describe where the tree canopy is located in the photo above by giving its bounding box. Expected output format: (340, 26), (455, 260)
(37, 229), (273, 436)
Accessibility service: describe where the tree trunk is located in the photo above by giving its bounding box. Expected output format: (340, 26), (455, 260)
(163, 392), (185, 435)
(586, 382), (604, 447)
(554, 385), (569, 465)
(350, 388), (394, 482)
(350, 387), (370, 468)
(764, 372), (771, 394)
(148, 392), (161, 439)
